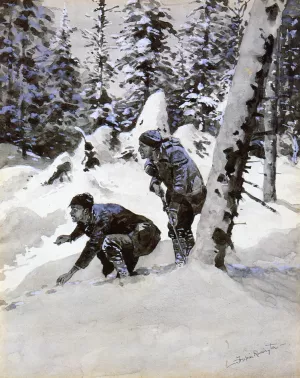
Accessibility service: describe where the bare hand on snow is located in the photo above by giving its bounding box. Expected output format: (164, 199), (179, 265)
(56, 271), (74, 286)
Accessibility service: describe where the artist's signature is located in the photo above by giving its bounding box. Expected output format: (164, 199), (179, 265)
(226, 342), (286, 368)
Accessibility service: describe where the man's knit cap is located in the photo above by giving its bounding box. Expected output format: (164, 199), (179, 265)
(69, 193), (94, 210)
(139, 130), (162, 148)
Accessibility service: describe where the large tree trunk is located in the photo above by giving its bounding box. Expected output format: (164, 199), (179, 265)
(263, 33), (279, 202)
(193, 0), (285, 267)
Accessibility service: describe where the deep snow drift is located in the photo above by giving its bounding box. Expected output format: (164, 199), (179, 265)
(0, 92), (299, 378)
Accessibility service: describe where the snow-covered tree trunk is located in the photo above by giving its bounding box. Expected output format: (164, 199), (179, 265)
(263, 34), (279, 202)
(193, 0), (285, 267)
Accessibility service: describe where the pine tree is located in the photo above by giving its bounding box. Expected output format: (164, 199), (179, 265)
(166, 39), (190, 133)
(0, 0), (21, 143)
(81, 0), (118, 131)
(46, 4), (82, 127)
(0, 0), (55, 156)
(225, 0), (250, 66)
(179, 0), (223, 134)
(180, 0), (249, 135)
(115, 0), (176, 130)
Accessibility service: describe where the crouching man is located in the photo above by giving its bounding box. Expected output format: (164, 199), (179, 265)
(54, 193), (161, 285)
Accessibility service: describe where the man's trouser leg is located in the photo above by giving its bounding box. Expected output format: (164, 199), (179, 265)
(185, 229), (195, 257)
(102, 234), (136, 278)
(96, 251), (115, 277)
(168, 227), (187, 266)
(166, 194), (195, 265)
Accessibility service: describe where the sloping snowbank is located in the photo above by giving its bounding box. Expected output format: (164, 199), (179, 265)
(0, 262), (298, 378)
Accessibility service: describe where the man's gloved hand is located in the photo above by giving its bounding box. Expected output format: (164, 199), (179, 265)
(168, 210), (178, 227)
(152, 183), (165, 198)
(54, 235), (71, 245)
(162, 201), (169, 212)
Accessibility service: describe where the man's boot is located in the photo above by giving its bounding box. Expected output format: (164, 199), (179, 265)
(114, 260), (130, 278)
(102, 238), (129, 278)
(185, 229), (195, 257)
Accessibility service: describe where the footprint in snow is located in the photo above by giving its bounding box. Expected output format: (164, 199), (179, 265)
(5, 302), (24, 311)
(66, 280), (81, 286)
(92, 278), (115, 286)
(26, 290), (42, 297)
(46, 289), (57, 294)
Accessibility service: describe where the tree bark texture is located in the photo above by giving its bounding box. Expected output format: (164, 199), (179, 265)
(263, 33), (279, 202)
(193, 0), (285, 267)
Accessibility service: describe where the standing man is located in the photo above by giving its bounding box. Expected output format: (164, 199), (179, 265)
(138, 130), (206, 266)
(55, 193), (161, 285)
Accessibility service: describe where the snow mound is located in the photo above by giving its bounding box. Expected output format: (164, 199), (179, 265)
(0, 207), (65, 268)
(174, 123), (215, 183)
(86, 126), (116, 164)
(71, 126), (116, 168)
(230, 224), (300, 267)
(0, 166), (38, 202)
(119, 91), (170, 157)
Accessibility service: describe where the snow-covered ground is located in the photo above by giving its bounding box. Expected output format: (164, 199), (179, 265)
(0, 93), (299, 377)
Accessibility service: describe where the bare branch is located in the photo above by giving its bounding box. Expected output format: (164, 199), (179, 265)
(243, 190), (277, 213)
